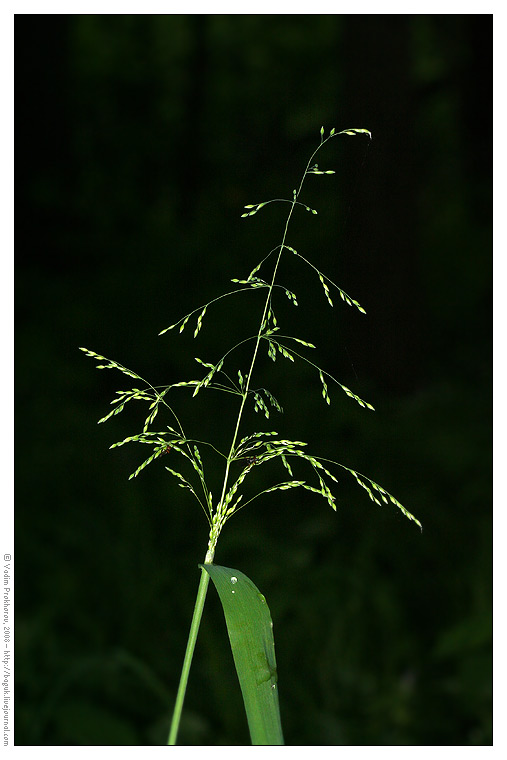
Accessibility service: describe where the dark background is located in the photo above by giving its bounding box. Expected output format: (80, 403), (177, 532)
(15, 15), (492, 746)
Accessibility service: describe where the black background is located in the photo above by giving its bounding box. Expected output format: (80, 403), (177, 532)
(15, 14), (492, 745)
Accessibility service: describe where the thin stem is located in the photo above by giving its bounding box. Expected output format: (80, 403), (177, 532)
(167, 564), (211, 745)
(167, 130), (353, 745)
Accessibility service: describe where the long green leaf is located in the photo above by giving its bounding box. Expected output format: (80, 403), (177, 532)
(200, 564), (284, 745)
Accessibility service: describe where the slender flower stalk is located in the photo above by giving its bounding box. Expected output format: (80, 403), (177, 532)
(167, 567), (210, 745)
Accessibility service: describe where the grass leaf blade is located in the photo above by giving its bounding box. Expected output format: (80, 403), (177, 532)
(201, 564), (284, 746)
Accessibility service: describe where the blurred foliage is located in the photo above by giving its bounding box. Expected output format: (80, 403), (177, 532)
(15, 14), (491, 745)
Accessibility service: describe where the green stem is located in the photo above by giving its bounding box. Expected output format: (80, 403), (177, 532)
(167, 130), (350, 745)
(165, 223), (293, 746)
(167, 563), (211, 745)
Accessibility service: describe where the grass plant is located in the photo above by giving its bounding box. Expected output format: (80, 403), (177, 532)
(80, 126), (421, 745)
